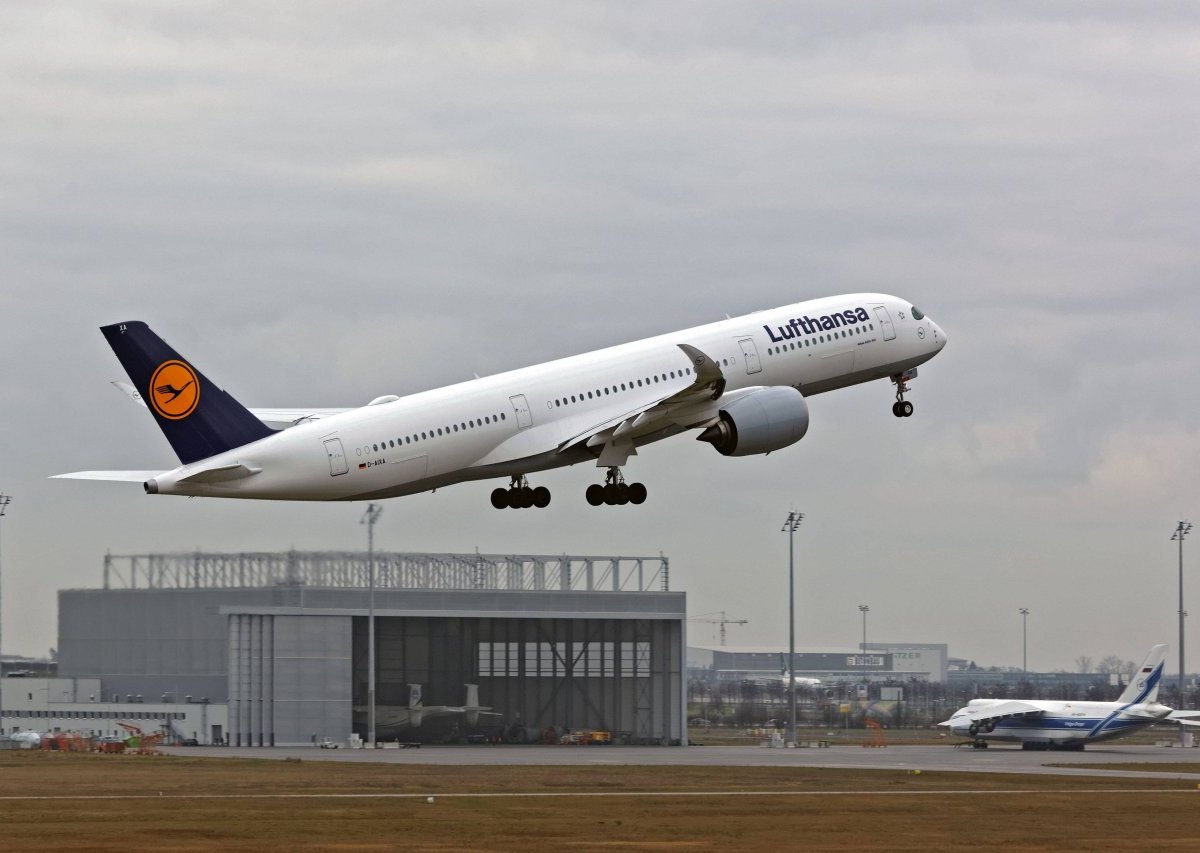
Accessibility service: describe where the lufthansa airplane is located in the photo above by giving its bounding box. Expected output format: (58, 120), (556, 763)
(940, 645), (1200, 750)
(54, 294), (947, 507)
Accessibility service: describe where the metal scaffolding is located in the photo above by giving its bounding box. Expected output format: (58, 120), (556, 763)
(100, 551), (670, 594)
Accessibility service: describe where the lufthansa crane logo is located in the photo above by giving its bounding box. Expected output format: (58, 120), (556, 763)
(149, 360), (199, 420)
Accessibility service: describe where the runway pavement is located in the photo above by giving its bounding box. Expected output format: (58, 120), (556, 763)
(163, 743), (1200, 779)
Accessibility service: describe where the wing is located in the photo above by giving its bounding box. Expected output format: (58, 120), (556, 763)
(555, 343), (729, 466)
(50, 470), (165, 482)
(955, 701), (1045, 725)
(112, 381), (348, 430)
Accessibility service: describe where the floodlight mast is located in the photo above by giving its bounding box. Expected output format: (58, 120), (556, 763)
(0, 493), (9, 734)
(362, 504), (383, 747)
(1019, 608), (1030, 674)
(781, 511), (803, 746)
(1173, 521), (1192, 724)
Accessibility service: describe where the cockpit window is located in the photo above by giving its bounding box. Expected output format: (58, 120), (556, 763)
(911, 306), (925, 320)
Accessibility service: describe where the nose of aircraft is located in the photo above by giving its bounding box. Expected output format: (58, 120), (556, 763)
(932, 320), (947, 350)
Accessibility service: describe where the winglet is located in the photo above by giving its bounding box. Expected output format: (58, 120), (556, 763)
(676, 343), (726, 400)
(112, 380), (147, 408)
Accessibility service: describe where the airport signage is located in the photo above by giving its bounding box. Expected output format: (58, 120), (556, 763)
(846, 655), (885, 667)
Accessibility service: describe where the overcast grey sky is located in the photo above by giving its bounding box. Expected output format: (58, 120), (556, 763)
(2, 2), (1198, 672)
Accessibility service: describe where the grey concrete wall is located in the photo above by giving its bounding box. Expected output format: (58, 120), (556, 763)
(58, 588), (254, 701)
(271, 615), (352, 746)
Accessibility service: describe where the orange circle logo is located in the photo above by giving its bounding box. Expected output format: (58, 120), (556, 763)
(149, 360), (200, 420)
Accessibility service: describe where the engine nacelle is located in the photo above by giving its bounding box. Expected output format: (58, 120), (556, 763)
(697, 386), (810, 456)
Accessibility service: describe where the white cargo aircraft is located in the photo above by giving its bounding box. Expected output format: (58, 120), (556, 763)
(54, 294), (946, 507)
(940, 645), (1200, 750)
(9, 730), (42, 748)
(362, 683), (495, 733)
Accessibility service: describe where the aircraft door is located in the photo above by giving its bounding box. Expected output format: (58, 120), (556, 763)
(509, 394), (533, 430)
(323, 438), (348, 476)
(873, 306), (897, 341)
(737, 337), (762, 374)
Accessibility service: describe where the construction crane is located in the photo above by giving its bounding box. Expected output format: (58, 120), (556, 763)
(116, 721), (165, 754)
(689, 611), (748, 646)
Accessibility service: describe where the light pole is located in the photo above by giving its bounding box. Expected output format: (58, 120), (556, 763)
(1172, 522), (1192, 713)
(1019, 608), (1030, 674)
(361, 504), (383, 747)
(0, 494), (9, 735)
(858, 605), (869, 652)
(781, 511), (803, 746)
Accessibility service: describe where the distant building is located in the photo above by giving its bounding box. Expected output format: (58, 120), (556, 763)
(688, 644), (942, 683)
(863, 642), (948, 682)
(1, 677), (224, 744)
(53, 550), (687, 747)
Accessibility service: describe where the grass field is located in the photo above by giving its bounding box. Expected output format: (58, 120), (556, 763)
(2, 751), (1199, 851)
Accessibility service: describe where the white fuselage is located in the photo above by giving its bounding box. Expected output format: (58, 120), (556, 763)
(945, 699), (1173, 747)
(146, 293), (946, 501)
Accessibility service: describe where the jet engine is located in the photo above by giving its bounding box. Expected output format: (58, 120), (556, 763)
(697, 386), (809, 456)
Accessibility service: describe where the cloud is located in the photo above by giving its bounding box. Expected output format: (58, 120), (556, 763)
(0, 3), (1198, 672)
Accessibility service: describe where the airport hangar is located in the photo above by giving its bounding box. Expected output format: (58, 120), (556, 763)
(53, 551), (686, 747)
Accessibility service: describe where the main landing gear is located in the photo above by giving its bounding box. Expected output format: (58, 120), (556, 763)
(491, 475), (551, 510)
(585, 467), (647, 507)
(891, 372), (914, 418)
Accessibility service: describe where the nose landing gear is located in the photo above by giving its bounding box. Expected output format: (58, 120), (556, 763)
(891, 371), (914, 418)
(586, 467), (647, 507)
(490, 475), (551, 509)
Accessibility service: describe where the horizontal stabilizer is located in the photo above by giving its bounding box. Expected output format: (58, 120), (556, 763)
(51, 470), (164, 482)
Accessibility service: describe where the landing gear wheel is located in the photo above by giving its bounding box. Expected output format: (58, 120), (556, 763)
(589, 467), (646, 507)
(900, 400), (913, 417)
(496, 476), (549, 509)
(892, 401), (903, 418)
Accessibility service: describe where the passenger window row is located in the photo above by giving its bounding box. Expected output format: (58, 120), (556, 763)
(359, 411), (509, 456)
(551, 367), (695, 408)
(767, 323), (873, 356)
